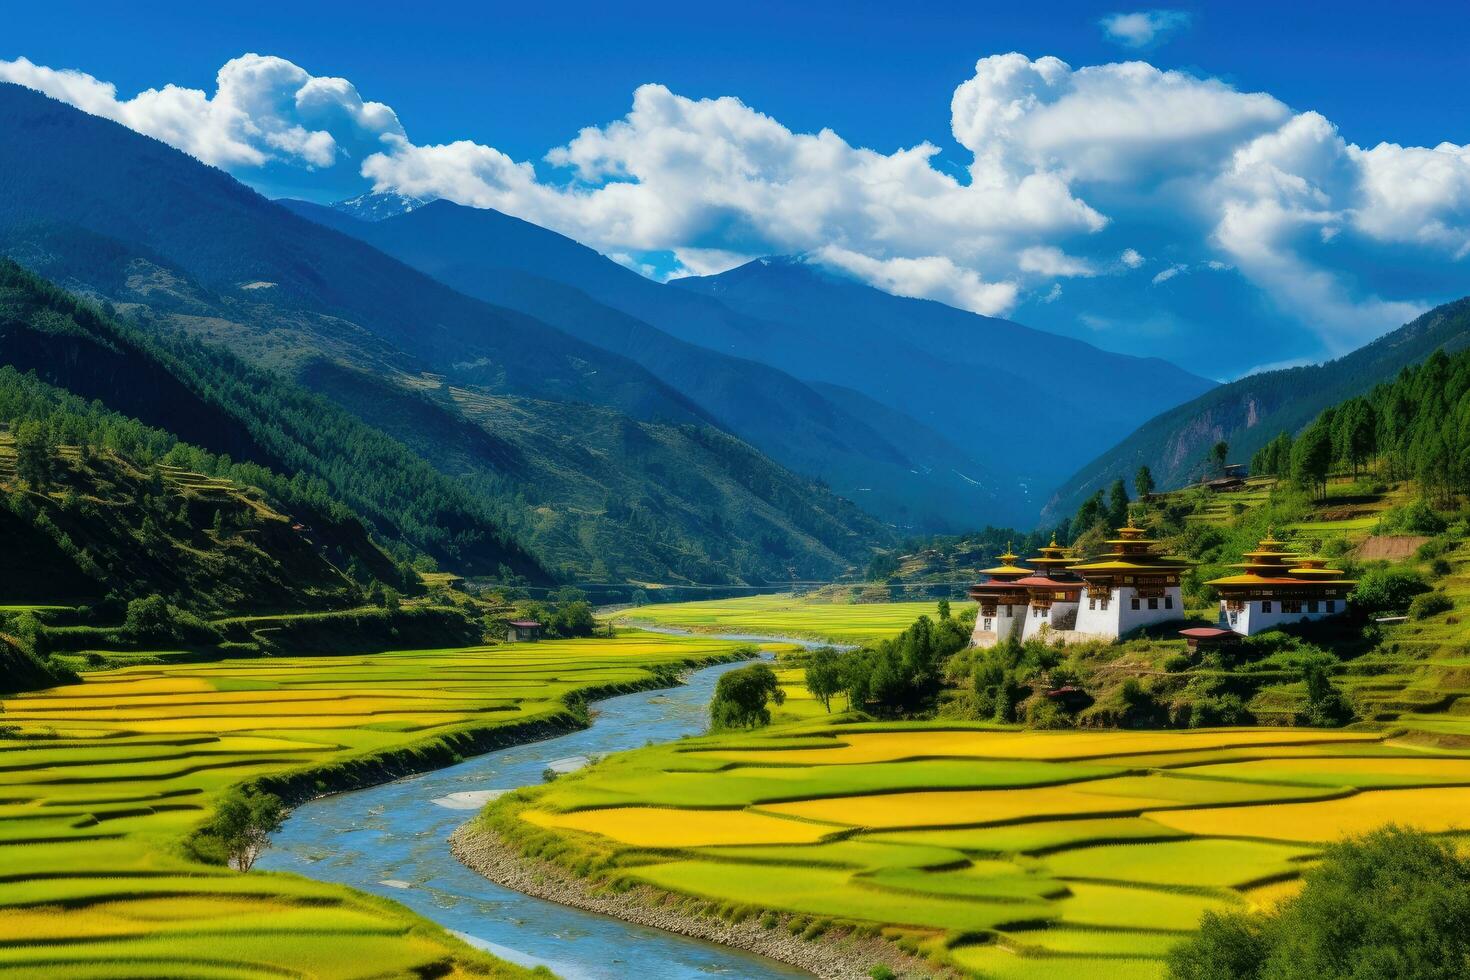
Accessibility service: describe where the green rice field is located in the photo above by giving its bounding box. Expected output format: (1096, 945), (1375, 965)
(0, 632), (749, 979)
(493, 719), (1470, 978)
(603, 594), (974, 644)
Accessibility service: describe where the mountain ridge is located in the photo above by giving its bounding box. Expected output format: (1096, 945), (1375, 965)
(1043, 295), (1470, 521)
(281, 196), (1019, 529)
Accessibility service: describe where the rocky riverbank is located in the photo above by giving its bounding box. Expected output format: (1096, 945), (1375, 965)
(449, 822), (939, 980)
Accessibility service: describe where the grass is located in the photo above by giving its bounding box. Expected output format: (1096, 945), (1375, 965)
(602, 593), (973, 644)
(0, 629), (750, 979)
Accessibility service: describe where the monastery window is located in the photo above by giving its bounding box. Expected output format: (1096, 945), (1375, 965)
(1327, 600), (1336, 613)
(1262, 600), (1272, 613)
(1228, 610), (1239, 625)
(1147, 597), (1158, 610)
(1164, 596), (1174, 609)
(1308, 600), (1319, 613)
(1130, 598), (1140, 610)
(1124, 576), (1135, 584)
(1283, 600), (1302, 614)
(1089, 598), (1096, 610)
(1101, 599), (1110, 610)
(983, 618), (992, 631)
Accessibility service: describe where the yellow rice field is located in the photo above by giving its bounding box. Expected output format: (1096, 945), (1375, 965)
(502, 719), (1470, 978)
(0, 631), (747, 979)
(602, 593), (974, 643)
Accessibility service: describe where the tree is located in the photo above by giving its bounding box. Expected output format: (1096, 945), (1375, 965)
(14, 419), (56, 490)
(803, 647), (843, 712)
(1301, 658), (1352, 727)
(1291, 423), (1333, 499)
(1167, 826), (1470, 980)
(124, 594), (180, 640)
(709, 661), (785, 729)
(210, 787), (285, 871)
(1134, 465), (1156, 500)
(1211, 440), (1229, 475)
(1107, 479), (1130, 529)
(936, 598), (951, 621)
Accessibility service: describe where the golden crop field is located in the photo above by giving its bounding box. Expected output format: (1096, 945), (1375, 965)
(602, 593), (975, 644)
(0, 632), (747, 979)
(498, 719), (1470, 978)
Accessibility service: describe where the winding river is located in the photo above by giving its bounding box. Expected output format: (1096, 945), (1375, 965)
(257, 644), (809, 979)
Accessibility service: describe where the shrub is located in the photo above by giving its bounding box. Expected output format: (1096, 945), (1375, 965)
(870, 968), (897, 980)
(1166, 826), (1470, 980)
(1409, 591), (1453, 620)
(1378, 499), (1448, 535)
(1351, 567), (1429, 614)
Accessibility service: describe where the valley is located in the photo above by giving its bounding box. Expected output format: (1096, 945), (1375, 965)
(4, 27), (1470, 980)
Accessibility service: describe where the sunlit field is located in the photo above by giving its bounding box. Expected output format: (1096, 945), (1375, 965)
(494, 719), (1470, 978)
(603, 593), (975, 644)
(0, 632), (745, 979)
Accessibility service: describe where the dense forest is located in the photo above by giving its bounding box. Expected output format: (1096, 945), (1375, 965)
(1045, 296), (1470, 521)
(0, 260), (548, 579)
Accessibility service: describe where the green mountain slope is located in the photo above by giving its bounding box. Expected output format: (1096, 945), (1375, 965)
(1043, 297), (1470, 521)
(0, 427), (378, 613)
(0, 85), (890, 582)
(281, 198), (1012, 530)
(0, 259), (545, 579)
(0, 84), (704, 426)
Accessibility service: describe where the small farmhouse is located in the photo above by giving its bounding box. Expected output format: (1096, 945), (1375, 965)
(506, 619), (543, 643)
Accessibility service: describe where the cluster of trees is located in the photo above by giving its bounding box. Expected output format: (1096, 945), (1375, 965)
(799, 604), (972, 718)
(1168, 826), (1470, 980)
(1252, 348), (1470, 504)
(509, 592), (597, 639)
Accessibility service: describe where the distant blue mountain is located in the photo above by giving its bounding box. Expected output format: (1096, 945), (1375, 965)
(284, 196), (1018, 529)
(671, 257), (1217, 486)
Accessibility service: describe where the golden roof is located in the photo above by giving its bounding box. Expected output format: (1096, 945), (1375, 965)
(979, 543), (1031, 578)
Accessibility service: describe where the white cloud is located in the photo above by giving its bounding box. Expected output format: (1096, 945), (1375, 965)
(0, 54), (402, 171)
(1018, 245), (1097, 277)
(1099, 10), (1193, 49)
(5, 49), (1470, 353)
(809, 247), (1019, 316)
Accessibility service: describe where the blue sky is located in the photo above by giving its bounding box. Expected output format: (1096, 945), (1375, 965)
(4, 2), (1469, 378)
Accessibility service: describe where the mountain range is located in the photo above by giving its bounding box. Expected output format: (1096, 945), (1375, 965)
(1, 79), (1457, 582)
(280, 196), (1215, 526)
(0, 82), (884, 583)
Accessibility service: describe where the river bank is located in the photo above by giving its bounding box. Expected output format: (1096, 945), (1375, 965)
(449, 822), (933, 980)
(258, 644), (810, 978)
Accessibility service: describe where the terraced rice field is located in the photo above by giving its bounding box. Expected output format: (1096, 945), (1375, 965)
(0, 632), (746, 979)
(603, 594), (974, 644)
(499, 720), (1470, 978)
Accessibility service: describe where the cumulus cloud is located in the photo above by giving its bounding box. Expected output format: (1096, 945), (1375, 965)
(1099, 10), (1193, 48)
(6, 49), (1470, 355)
(0, 54), (402, 171)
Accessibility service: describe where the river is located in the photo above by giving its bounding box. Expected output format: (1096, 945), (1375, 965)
(257, 645), (809, 979)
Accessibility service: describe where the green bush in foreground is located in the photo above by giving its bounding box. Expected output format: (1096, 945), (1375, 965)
(1409, 590), (1454, 620)
(1167, 826), (1470, 980)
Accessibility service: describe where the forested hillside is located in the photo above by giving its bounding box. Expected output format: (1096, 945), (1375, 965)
(282, 198), (1007, 530)
(1250, 346), (1470, 504)
(0, 260), (545, 578)
(0, 85), (890, 583)
(1045, 297), (1470, 520)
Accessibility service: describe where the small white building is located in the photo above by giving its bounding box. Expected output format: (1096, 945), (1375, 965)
(968, 548), (1032, 648)
(1017, 540), (1084, 642)
(1208, 537), (1354, 636)
(1068, 521), (1189, 641)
